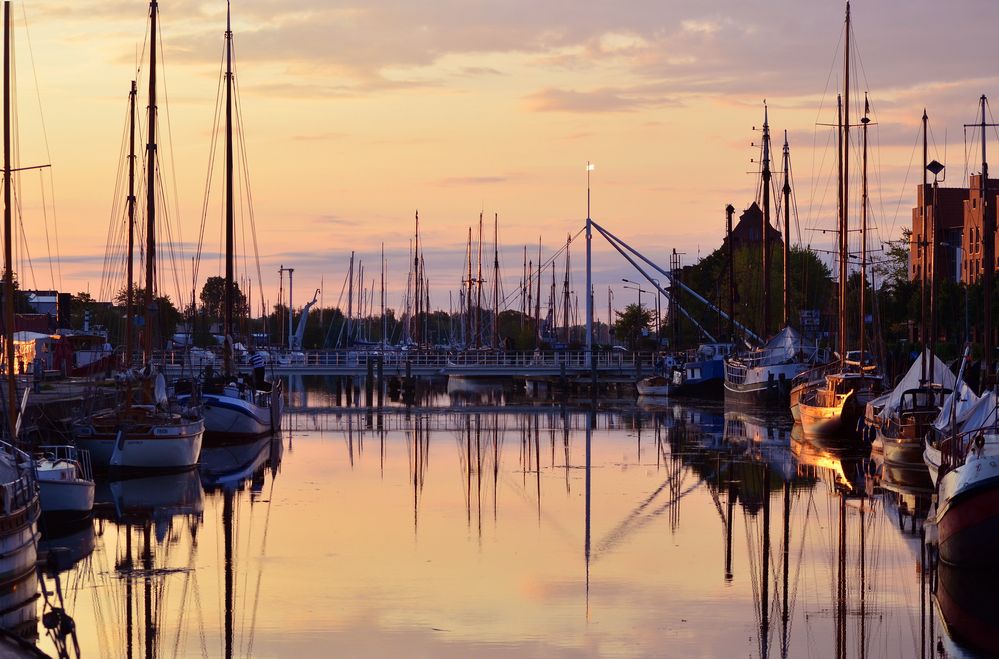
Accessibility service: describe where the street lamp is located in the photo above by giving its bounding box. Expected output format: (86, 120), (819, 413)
(621, 279), (648, 311)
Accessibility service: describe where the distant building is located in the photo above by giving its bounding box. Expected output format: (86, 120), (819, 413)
(910, 175), (999, 284)
(723, 202), (784, 251)
(25, 289), (59, 316)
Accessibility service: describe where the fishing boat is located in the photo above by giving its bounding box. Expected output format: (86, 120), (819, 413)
(724, 110), (825, 406)
(74, 1), (205, 471)
(798, 7), (884, 438)
(668, 343), (733, 398)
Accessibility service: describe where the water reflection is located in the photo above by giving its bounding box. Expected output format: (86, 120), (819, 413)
(33, 391), (987, 657)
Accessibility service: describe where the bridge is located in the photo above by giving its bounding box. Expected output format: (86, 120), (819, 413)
(158, 349), (656, 379)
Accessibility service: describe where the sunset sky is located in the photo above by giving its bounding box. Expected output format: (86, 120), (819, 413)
(8, 0), (999, 318)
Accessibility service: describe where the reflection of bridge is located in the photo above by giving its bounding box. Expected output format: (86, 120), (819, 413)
(159, 349), (654, 377)
(282, 407), (610, 433)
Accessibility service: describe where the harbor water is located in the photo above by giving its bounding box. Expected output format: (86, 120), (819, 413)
(28, 377), (989, 658)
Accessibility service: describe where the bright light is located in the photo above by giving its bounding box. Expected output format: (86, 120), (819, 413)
(586, 163), (595, 171)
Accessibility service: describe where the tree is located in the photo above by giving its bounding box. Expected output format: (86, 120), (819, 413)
(877, 228), (911, 288)
(114, 286), (182, 347)
(199, 276), (248, 322)
(614, 303), (652, 350)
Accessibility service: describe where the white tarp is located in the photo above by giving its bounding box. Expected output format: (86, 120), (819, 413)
(878, 350), (957, 421)
(943, 390), (997, 436)
(933, 377), (981, 432)
(760, 326), (804, 365)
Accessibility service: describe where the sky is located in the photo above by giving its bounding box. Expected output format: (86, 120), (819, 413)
(7, 0), (999, 319)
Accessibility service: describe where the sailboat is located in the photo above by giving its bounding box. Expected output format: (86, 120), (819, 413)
(187, 2), (283, 443)
(724, 107), (825, 406)
(0, 1), (40, 644)
(798, 5), (882, 441)
(73, 1), (205, 471)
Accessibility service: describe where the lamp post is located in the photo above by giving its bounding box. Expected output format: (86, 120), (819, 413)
(926, 158), (944, 382)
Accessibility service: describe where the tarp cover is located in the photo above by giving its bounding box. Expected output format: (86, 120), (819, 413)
(939, 390), (997, 436)
(878, 350), (959, 421)
(760, 326), (805, 365)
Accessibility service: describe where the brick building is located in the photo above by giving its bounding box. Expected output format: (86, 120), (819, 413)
(724, 201), (784, 250)
(910, 175), (999, 284)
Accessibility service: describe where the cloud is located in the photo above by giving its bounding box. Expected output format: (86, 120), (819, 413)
(525, 87), (678, 113)
(437, 176), (510, 187)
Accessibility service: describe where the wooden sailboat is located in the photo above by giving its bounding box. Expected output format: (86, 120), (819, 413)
(190, 1), (283, 443)
(74, 0), (205, 471)
(798, 4), (882, 441)
(0, 0), (40, 643)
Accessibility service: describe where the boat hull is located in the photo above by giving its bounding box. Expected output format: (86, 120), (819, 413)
(799, 398), (862, 442)
(935, 563), (999, 657)
(38, 478), (95, 527)
(936, 457), (999, 566)
(76, 417), (205, 472)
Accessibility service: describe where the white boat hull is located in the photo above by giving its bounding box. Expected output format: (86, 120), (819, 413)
(38, 478), (95, 518)
(76, 417), (205, 471)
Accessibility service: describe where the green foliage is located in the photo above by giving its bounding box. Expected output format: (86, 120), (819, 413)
(199, 276), (249, 322)
(614, 303), (652, 350)
(676, 243), (832, 345)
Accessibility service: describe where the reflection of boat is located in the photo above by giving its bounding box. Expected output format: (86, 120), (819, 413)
(38, 522), (96, 573)
(936, 564), (999, 657)
(96, 470), (205, 525)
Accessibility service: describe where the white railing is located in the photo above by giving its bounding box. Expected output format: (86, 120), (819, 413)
(154, 349), (656, 372)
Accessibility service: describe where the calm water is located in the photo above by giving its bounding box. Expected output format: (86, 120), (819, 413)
(24, 378), (993, 658)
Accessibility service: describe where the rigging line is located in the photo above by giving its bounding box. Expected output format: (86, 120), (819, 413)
(156, 11), (187, 301)
(193, 38), (227, 293)
(232, 54), (266, 317)
(18, 2), (60, 289)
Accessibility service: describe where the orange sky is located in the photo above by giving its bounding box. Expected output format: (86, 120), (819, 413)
(6, 0), (997, 315)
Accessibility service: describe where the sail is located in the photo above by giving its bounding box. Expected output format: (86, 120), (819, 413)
(877, 350), (956, 421)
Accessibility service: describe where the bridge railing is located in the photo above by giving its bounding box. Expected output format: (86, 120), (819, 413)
(155, 348), (656, 372)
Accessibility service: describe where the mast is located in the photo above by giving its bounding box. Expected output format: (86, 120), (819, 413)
(466, 228), (473, 348)
(837, 93), (847, 361)
(535, 237), (542, 348)
(380, 243), (385, 350)
(860, 95), (870, 364)
(841, 2), (851, 362)
(761, 103), (772, 339)
(347, 251), (354, 346)
(143, 0), (158, 365)
(2, 0), (13, 437)
(125, 80), (137, 407)
(726, 204), (735, 340)
(414, 210), (421, 345)
(493, 213), (499, 349)
(563, 235), (571, 343)
(476, 212), (483, 348)
(982, 94), (994, 388)
(781, 133), (791, 328)
(921, 110), (928, 383)
(223, 0), (234, 374)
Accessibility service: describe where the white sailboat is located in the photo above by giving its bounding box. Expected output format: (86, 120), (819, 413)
(191, 2), (283, 444)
